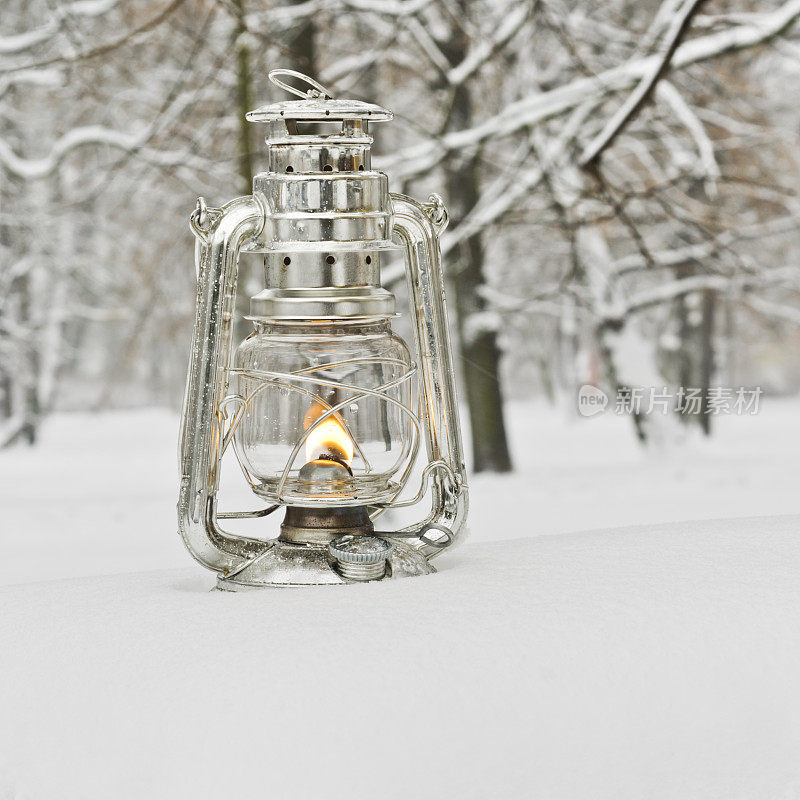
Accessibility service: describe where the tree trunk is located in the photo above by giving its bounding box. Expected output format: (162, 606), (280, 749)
(675, 267), (716, 433)
(17, 271), (40, 446)
(231, 0), (257, 348)
(286, 6), (316, 76)
(232, 0), (254, 198)
(231, 1), (317, 347)
(446, 85), (512, 472)
(698, 288), (716, 434)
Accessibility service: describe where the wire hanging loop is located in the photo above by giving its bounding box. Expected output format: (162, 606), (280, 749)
(422, 193), (449, 233)
(268, 68), (334, 100)
(189, 196), (223, 245)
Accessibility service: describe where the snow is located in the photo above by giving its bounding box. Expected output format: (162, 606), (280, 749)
(2, 516), (800, 799)
(2, 401), (800, 797)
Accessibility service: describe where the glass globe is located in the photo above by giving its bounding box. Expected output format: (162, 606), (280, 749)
(233, 319), (415, 505)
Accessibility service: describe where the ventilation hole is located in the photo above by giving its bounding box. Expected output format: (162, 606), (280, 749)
(358, 165), (364, 171)
(326, 255), (336, 265)
(285, 165), (294, 173)
(283, 256), (291, 266)
(323, 164), (333, 172)
(365, 256), (372, 265)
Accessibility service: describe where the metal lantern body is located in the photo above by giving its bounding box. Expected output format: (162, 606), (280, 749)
(178, 70), (468, 588)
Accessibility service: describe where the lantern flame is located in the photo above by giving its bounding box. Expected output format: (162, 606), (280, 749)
(304, 402), (354, 466)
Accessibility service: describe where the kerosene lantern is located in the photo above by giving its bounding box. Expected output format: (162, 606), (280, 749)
(178, 69), (468, 588)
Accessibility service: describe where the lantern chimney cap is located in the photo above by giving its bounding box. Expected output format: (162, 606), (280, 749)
(246, 68), (393, 123)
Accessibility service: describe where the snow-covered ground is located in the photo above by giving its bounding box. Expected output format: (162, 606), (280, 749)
(3, 401), (800, 798)
(2, 516), (800, 799)
(1, 399), (798, 586)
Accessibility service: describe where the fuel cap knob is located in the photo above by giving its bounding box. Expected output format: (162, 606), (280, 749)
(328, 535), (393, 581)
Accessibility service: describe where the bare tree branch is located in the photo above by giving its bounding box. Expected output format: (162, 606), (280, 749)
(1, 0), (185, 74)
(0, 124), (216, 179)
(0, 0), (121, 54)
(379, 0), (800, 180)
(579, 0), (708, 167)
(447, 0), (532, 86)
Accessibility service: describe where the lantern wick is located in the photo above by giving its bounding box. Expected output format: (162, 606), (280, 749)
(318, 452), (354, 476)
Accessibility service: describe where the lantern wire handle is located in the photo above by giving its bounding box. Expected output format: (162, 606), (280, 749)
(389, 193), (469, 557)
(268, 68), (334, 100)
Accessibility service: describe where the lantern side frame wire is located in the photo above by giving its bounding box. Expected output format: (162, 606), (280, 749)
(390, 194), (469, 558)
(179, 195), (269, 575)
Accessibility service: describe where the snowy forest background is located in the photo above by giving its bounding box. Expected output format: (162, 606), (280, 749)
(3, 0), (800, 481)
(7, 6), (800, 792)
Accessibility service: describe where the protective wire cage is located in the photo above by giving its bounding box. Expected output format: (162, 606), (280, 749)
(222, 319), (424, 508)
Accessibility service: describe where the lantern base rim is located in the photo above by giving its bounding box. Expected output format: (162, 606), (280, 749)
(215, 539), (433, 590)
